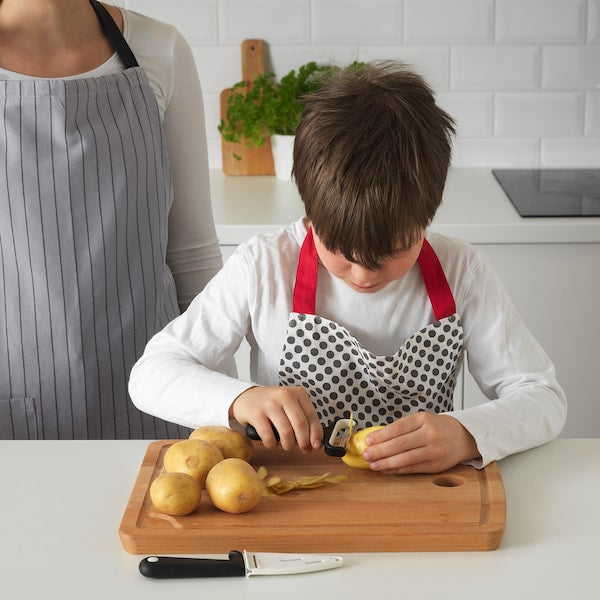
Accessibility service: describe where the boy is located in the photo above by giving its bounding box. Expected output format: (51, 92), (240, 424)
(129, 61), (566, 473)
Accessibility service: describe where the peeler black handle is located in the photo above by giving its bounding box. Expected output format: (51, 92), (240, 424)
(247, 420), (351, 457)
(139, 551), (246, 578)
(245, 423), (280, 442)
(323, 421), (347, 457)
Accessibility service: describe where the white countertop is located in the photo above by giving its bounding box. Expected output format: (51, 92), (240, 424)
(2, 439), (598, 600)
(210, 168), (600, 245)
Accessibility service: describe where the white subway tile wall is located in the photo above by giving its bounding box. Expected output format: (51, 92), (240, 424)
(123, 0), (600, 167)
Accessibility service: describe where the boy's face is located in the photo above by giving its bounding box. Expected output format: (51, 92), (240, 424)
(312, 230), (425, 294)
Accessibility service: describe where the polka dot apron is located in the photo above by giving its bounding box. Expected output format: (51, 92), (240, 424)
(278, 228), (464, 429)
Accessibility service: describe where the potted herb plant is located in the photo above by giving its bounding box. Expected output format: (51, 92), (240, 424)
(219, 60), (363, 179)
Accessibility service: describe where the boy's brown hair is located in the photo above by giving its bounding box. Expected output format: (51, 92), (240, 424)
(293, 61), (455, 269)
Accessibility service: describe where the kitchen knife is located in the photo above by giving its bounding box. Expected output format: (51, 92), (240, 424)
(139, 550), (343, 578)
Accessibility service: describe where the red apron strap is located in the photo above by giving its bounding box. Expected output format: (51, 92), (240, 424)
(292, 227), (319, 314)
(293, 230), (456, 320)
(417, 239), (456, 320)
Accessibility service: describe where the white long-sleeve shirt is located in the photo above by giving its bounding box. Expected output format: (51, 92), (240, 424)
(0, 7), (223, 309)
(129, 218), (567, 467)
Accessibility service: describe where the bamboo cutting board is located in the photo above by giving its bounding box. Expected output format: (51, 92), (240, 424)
(220, 39), (275, 175)
(119, 440), (505, 554)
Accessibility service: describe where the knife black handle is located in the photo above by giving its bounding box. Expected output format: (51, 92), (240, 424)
(139, 551), (245, 578)
(245, 423), (280, 442)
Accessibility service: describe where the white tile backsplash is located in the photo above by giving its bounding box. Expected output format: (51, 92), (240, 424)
(207, 137), (223, 169)
(585, 92), (600, 135)
(436, 92), (494, 137)
(122, 0), (600, 168)
(541, 138), (600, 166)
(311, 0), (403, 44)
(451, 46), (540, 90)
(219, 0), (310, 44)
(590, 0), (600, 43)
(264, 45), (360, 78)
(202, 91), (222, 142)
(125, 0), (218, 45)
(359, 46), (450, 90)
(404, 0), (494, 44)
(496, 0), (587, 44)
(191, 46), (242, 91)
(543, 46), (600, 89)
(496, 92), (585, 137)
(451, 138), (540, 167)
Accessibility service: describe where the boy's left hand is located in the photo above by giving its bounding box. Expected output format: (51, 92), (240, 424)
(361, 413), (480, 474)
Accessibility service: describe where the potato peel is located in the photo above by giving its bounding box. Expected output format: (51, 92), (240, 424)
(259, 467), (347, 495)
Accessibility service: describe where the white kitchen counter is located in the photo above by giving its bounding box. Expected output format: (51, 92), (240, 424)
(1, 439), (598, 600)
(210, 168), (600, 245)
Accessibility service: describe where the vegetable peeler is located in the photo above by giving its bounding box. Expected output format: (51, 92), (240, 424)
(139, 550), (343, 578)
(323, 418), (356, 457)
(245, 417), (356, 457)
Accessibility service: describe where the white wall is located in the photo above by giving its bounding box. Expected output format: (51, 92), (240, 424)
(122, 0), (600, 169)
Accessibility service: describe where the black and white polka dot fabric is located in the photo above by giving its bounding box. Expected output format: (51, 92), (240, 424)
(278, 312), (464, 429)
(279, 228), (464, 430)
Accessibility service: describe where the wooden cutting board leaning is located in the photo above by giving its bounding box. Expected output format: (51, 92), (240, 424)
(119, 440), (506, 553)
(220, 39), (275, 176)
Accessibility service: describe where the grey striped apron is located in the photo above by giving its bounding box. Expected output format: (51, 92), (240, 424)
(0, 1), (189, 439)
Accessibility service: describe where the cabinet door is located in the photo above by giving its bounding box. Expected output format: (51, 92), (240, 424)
(464, 243), (600, 437)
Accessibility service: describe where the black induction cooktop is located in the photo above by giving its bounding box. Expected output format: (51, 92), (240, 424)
(491, 168), (600, 217)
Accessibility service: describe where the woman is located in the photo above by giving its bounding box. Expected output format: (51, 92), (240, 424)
(0, 1), (223, 439)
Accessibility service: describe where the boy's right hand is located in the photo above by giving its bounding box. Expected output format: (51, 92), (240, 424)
(230, 386), (323, 454)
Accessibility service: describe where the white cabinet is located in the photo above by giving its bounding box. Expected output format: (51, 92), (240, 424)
(463, 243), (600, 437)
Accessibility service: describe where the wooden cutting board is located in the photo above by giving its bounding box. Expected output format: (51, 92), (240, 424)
(220, 39), (275, 175)
(119, 440), (505, 554)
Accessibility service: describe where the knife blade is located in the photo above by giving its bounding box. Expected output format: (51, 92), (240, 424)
(139, 550), (343, 578)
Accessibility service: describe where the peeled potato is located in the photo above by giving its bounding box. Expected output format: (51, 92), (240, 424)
(163, 439), (224, 486)
(205, 458), (263, 514)
(341, 425), (384, 469)
(189, 425), (254, 462)
(150, 472), (201, 516)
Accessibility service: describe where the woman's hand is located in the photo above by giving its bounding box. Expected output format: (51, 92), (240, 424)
(361, 412), (480, 474)
(230, 386), (323, 453)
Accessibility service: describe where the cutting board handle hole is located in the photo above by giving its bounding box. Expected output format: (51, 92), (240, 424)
(433, 475), (465, 488)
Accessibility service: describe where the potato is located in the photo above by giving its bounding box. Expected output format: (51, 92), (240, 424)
(189, 425), (254, 462)
(205, 458), (263, 514)
(150, 472), (201, 516)
(341, 426), (384, 469)
(163, 439), (224, 486)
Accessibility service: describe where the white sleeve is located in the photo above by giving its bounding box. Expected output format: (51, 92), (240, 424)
(162, 30), (223, 310)
(449, 252), (567, 467)
(122, 9), (223, 310)
(129, 247), (256, 428)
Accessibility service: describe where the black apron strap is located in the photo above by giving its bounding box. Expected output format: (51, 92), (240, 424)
(89, 0), (138, 69)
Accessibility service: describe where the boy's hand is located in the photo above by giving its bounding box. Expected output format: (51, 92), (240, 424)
(230, 386), (323, 454)
(361, 412), (480, 474)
